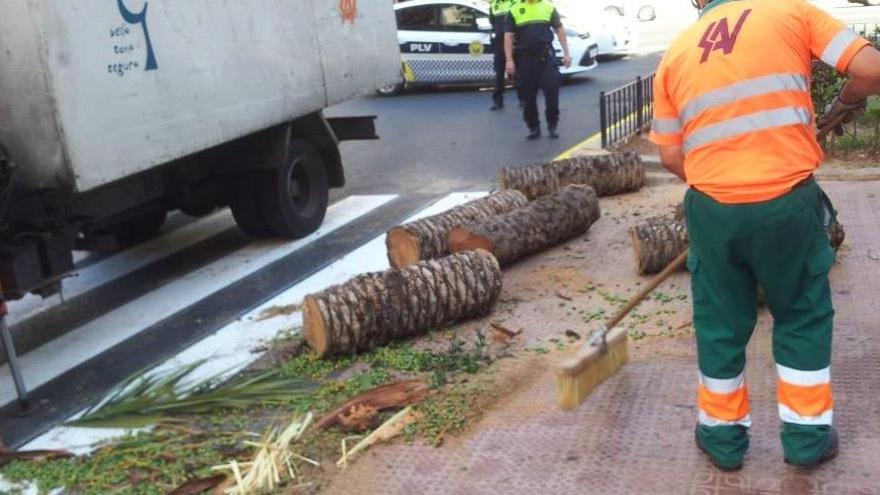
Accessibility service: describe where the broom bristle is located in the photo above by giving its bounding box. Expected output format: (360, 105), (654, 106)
(555, 327), (629, 410)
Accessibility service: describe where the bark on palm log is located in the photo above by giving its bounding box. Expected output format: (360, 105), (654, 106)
(497, 152), (645, 200)
(447, 185), (601, 266)
(632, 215), (847, 275)
(385, 191), (529, 269)
(631, 217), (689, 275)
(304, 250), (502, 357)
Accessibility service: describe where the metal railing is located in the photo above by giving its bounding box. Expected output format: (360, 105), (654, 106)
(599, 73), (655, 149)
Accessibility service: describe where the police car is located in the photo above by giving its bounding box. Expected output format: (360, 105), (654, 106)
(380, 0), (600, 95)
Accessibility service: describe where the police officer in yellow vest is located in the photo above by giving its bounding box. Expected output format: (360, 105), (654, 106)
(504, 0), (571, 139)
(490, 0), (516, 110)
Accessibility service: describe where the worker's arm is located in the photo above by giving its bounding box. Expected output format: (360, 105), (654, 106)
(840, 45), (880, 102)
(658, 145), (686, 182)
(818, 45), (880, 132)
(504, 33), (515, 77)
(555, 26), (571, 68)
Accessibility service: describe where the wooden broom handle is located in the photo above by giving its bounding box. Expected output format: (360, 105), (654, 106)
(605, 249), (689, 330)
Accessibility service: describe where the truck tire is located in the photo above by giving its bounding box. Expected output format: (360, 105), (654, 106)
(113, 209), (167, 246)
(256, 138), (328, 238)
(229, 173), (273, 237)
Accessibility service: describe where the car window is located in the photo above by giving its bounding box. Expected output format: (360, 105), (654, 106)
(438, 4), (484, 31)
(397, 5), (438, 30)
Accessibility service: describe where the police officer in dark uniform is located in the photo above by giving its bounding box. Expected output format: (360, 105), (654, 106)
(504, 0), (570, 139)
(489, 0), (515, 110)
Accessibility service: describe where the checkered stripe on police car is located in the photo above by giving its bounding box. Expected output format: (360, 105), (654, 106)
(409, 59), (494, 84)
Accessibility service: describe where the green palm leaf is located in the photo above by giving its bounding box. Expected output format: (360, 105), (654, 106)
(68, 361), (313, 429)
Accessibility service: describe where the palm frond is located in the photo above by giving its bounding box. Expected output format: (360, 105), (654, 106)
(68, 361), (313, 429)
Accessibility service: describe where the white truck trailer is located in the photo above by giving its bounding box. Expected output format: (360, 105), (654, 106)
(0, 0), (400, 300)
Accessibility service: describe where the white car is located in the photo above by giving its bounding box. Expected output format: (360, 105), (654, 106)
(380, 0), (599, 95)
(557, 1), (635, 58)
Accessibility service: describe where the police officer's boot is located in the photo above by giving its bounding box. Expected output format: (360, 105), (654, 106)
(490, 99), (504, 111)
(548, 125), (559, 139)
(527, 126), (541, 140)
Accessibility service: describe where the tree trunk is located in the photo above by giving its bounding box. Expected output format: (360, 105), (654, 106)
(447, 185), (601, 266)
(630, 217), (689, 275)
(631, 215), (847, 275)
(497, 152), (645, 200)
(304, 250), (502, 357)
(385, 190), (528, 269)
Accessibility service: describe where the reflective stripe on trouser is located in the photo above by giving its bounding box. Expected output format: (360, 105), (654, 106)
(685, 180), (836, 466)
(777, 364), (833, 426)
(698, 372), (752, 427)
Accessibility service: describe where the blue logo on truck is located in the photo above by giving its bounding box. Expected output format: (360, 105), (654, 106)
(117, 0), (158, 70)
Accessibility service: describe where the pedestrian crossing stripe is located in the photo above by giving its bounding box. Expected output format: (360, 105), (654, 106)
(0, 192), (487, 456)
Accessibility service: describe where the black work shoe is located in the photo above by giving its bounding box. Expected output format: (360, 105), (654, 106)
(548, 127), (559, 139)
(527, 127), (541, 140)
(785, 427), (839, 469)
(490, 102), (503, 111)
(695, 429), (743, 472)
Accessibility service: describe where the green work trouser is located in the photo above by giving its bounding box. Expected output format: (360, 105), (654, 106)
(685, 180), (836, 468)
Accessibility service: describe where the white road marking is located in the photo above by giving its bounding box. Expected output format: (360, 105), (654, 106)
(7, 209), (237, 326)
(23, 192), (486, 453)
(0, 195), (395, 408)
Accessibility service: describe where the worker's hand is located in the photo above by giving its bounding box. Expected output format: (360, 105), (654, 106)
(505, 60), (516, 78)
(818, 95), (866, 137)
(562, 54), (572, 68)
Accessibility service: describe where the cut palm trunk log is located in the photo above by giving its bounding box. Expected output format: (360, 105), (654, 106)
(631, 217), (690, 276)
(497, 152), (645, 200)
(447, 185), (601, 266)
(304, 250), (502, 357)
(385, 190), (528, 269)
(632, 215), (847, 275)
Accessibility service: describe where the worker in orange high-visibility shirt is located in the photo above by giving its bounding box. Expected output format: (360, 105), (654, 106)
(651, 0), (880, 471)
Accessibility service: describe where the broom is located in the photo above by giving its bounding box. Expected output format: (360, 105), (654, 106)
(556, 249), (689, 410)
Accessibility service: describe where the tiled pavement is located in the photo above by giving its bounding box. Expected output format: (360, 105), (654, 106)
(325, 180), (880, 495)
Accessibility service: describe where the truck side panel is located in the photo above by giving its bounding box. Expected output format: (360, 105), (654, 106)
(0, 1), (72, 190)
(312, 0), (402, 106)
(6, 0), (399, 193)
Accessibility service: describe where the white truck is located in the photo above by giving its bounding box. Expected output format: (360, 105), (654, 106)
(0, 0), (400, 300)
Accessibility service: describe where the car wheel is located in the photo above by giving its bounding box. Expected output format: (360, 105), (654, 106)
(377, 81), (405, 97)
(255, 138), (328, 239)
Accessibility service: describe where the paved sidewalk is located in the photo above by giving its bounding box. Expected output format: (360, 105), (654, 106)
(324, 180), (880, 494)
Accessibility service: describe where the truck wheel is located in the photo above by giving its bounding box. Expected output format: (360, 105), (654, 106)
(257, 138), (328, 238)
(229, 173), (273, 237)
(113, 209), (167, 246)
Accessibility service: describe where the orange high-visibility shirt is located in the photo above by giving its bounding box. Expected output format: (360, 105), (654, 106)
(649, 0), (870, 204)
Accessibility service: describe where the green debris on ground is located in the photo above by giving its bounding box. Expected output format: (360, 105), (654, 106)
(1, 331), (497, 494)
(2, 428), (241, 495)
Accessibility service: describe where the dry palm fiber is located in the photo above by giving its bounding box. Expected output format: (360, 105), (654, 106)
(497, 152), (646, 200)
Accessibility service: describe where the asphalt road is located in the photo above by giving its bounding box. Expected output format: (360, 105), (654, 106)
(327, 54), (662, 197)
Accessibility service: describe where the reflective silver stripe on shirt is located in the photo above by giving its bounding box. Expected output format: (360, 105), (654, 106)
(680, 73), (809, 125)
(684, 106), (812, 153)
(653, 117), (682, 134)
(821, 28), (859, 68)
